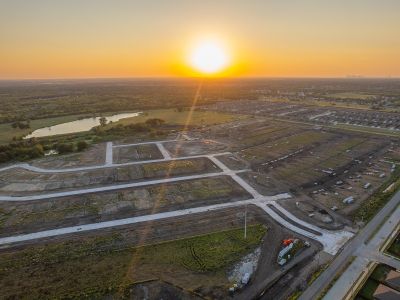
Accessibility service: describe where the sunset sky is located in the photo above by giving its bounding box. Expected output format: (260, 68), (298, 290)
(1, 0), (399, 79)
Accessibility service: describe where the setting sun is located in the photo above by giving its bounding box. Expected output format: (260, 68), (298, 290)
(189, 40), (230, 74)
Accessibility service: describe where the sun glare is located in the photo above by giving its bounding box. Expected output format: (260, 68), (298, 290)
(189, 40), (230, 74)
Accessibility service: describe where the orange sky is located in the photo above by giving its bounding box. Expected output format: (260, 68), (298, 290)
(1, 0), (399, 79)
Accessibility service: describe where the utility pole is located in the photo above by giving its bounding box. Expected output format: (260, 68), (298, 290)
(244, 204), (247, 239)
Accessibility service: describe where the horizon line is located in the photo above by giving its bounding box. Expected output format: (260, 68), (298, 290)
(0, 75), (400, 82)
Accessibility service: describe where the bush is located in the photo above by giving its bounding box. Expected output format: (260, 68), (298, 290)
(76, 140), (88, 151)
(56, 143), (74, 154)
(0, 140), (45, 163)
(145, 118), (165, 127)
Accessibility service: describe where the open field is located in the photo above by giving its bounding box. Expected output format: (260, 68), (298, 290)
(0, 222), (265, 299)
(201, 105), (398, 222)
(0, 176), (249, 235)
(1, 78), (400, 300)
(333, 123), (400, 138)
(0, 132), (327, 299)
(0, 114), (89, 144)
(113, 143), (164, 163)
(105, 108), (247, 129)
(164, 139), (228, 157)
(0, 157), (220, 195)
(0, 203), (317, 300)
(30, 143), (107, 169)
(327, 92), (374, 100)
(205, 100), (400, 135)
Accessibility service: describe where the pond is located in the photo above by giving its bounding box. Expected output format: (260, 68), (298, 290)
(24, 112), (141, 138)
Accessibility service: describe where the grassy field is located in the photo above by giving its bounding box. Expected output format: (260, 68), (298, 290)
(106, 108), (247, 128)
(334, 124), (400, 138)
(0, 114), (90, 144)
(353, 167), (400, 222)
(0, 224), (266, 299)
(0, 176), (247, 232)
(0, 109), (245, 145)
(327, 92), (374, 100)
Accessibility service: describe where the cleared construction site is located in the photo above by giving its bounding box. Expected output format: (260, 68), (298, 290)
(0, 113), (399, 299)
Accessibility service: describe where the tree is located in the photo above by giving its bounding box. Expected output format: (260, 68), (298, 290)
(77, 140), (88, 151)
(99, 117), (108, 127)
(56, 143), (74, 154)
(11, 121), (30, 129)
(34, 144), (44, 156)
(145, 118), (165, 127)
(0, 152), (9, 163)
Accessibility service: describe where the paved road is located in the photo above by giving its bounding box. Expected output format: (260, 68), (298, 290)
(211, 155), (354, 255)
(105, 142), (113, 165)
(0, 139), (205, 174)
(255, 202), (352, 255)
(156, 142), (172, 159)
(299, 188), (400, 300)
(0, 140), (354, 257)
(0, 197), (290, 246)
(322, 198), (400, 300)
(357, 249), (400, 270)
(112, 139), (180, 148)
(0, 151), (231, 174)
(0, 169), (229, 201)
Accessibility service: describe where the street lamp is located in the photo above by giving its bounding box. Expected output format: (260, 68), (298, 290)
(244, 204), (247, 239)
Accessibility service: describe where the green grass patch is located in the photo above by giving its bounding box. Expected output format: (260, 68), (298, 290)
(387, 233), (400, 259)
(370, 264), (392, 282)
(0, 224), (266, 299)
(106, 108), (246, 128)
(355, 264), (398, 300)
(334, 124), (400, 138)
(316, 256), (356, 300)
(0, 114), (90, 144)
(143, 160), (196, 173)
(327, 92), (374, 100)
(358, 278), (380, 299)
(287, 290), (302, 300)
(308, 265), (328, 285)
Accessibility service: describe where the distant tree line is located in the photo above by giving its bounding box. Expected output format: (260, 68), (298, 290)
(0, 118), (166, 164)
(0, 139), (89, 164)
(11, 121), (30, 129)
(92, 118), (166, 136)
(0, 139), (44, 163)
(0, 79), (265, 124)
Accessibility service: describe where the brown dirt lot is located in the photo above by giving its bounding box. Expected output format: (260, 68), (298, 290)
(31, 143), (106, 169)
(113, 144), (163, 163)
(0, 176), (250, 236)
(0, 207), (263, 299)
(0, 205), (319, 300)
(215, 154), (249, 170)
(0, 157), (220, 195)
(311, 159), (392, 216)
(164, 139), (228, 157)
(201, 117), (395, 222)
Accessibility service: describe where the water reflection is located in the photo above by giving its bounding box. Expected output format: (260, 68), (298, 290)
(24, 112), (141, 138)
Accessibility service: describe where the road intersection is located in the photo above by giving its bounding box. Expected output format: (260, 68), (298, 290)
(299, 187), (400, 300)
(0, 139), (354, 257)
